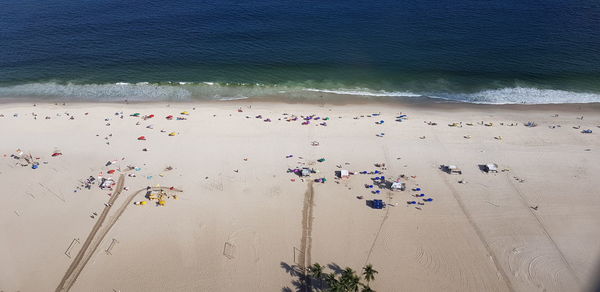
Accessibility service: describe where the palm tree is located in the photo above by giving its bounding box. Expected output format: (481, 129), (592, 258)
(362, 264), (378, 287)
(308, 263), (324, 280)
(324, 273), (340, 291)
(360, 286), (375, 292)
(308, 263), (324, 290)
(348, 273), (361, 292)
(340, 267), (360, 292)
(341, 267), (355, 281)
(298, 263), (378, 292)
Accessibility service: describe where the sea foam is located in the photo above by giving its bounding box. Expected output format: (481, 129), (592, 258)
(429, 87), (600, 104)
(305, 88), (422, 97)
(1, 82), (600, 104)
(0, 82), (192, 101)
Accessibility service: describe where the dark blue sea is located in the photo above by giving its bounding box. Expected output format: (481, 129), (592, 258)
(1, 0), (599, 103)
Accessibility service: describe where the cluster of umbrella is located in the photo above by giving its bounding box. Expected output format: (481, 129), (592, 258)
(407, 187), (434, 206)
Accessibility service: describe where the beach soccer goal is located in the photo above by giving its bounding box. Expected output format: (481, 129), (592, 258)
(293, 247), (305, 269)
(223, 242), (236, 259)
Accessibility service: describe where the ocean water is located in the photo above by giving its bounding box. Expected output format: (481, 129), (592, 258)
(1, 0), (599, 104)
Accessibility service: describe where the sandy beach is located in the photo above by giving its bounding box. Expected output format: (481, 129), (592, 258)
(1, 100), (599, 292)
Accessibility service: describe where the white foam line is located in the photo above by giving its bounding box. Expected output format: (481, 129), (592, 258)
(305, 88), (423, 97)
(216, 96), (249, 101)
(1, 83), (599, 104)
(0, 82), (192, 101)
(428, 87), (600, 104)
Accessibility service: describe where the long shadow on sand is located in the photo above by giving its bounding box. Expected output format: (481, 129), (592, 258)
(591, 259), (600, 292)
(327, 263), (343, 275)
(280, 261), (308, 292)
(281, 261), (345, 292)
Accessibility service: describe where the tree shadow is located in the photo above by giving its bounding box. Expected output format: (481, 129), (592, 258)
(282, 261), (363, 291)
(327, 263), (344, 275)
(280, 261), (308, 292)
(590, 258), (600, 292)
(281, 261), (301, 276)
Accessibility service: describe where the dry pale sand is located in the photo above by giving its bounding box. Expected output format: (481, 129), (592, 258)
(0, 101), (599, 292)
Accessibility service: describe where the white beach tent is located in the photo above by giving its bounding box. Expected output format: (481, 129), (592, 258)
(447, 165), (462, 174)
(391, 181), (405, 191)
(485, 163), (498, 173)
(301, 168), (311, 177)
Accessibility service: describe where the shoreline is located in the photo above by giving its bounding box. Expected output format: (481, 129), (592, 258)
(2, 93), (600, 113)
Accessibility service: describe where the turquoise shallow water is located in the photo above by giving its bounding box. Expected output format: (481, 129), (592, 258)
(1, 0), (600, 103)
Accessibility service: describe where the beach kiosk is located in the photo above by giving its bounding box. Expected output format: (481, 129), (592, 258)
(99, 178), (114, 189)
(391, 180), (406, 191)
(443, 165), (462, 175)
(340, 169), (349, 178)
(301, 168), (312, 177)
(484, 163), (499, 173)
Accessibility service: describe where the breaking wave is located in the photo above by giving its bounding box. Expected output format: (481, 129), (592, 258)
(431, 87), (600, 104)
(0, 82), (599, 104)
(305, 88), (422, 97)
(0, 82), (192, 101)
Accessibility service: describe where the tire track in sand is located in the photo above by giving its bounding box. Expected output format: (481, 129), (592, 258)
(363, 144), (394, 266)
(56, 176), (183, 292)
(300, 120), (317, 273)
(300, 181), (315, 275)
(363, 207), (390, 266)
(55, 174), (125, 292)
(428, 128), (515, 292)
(438, 168), (514, 292)
(504, 173), (581, 288)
